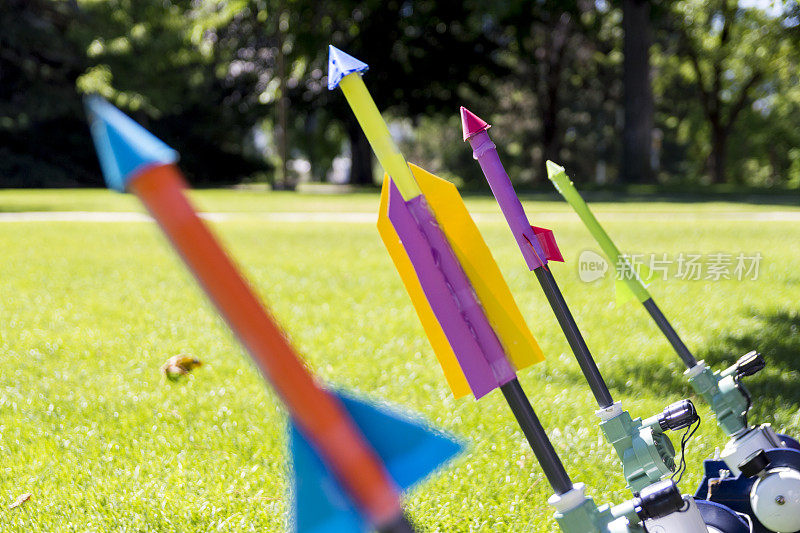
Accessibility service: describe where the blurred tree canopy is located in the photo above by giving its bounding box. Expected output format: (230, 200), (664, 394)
(0, 0), (798, 188)
(658, 0), (800, 185)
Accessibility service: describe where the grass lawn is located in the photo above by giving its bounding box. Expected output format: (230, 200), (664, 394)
(2, 186), (800, 214)
(1, 189), (799, 531)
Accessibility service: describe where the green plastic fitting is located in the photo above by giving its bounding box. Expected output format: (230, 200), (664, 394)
(686, 360), (749, 436)
(550, 483), (643, 533)
(597, 402), (676, 493)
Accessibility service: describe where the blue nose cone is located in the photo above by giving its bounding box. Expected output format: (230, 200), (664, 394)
(84, 96), (178, 192)
(327, 45), (369, 90)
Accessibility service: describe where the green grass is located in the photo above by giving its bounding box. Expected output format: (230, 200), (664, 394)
(1, 187), (800, 214)
(1, 189), (799, 531)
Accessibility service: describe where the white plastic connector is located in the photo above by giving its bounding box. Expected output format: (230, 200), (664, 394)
(595, 401), (623, 422)
(684, 360), (707, 378)
(547, 483), (588, 513)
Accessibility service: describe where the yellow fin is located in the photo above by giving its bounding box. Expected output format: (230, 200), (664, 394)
(377, 178), (471, 398)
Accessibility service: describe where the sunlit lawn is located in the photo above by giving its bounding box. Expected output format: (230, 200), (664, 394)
(2, 186), (800, 214)
(1, 189), (799, 531)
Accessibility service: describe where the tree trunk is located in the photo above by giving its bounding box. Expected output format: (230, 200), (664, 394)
(275, 6), (293, 190)
(710, 125), (727, 184)
(276, 52), (290, 189)
(622, 0), (654, 183)
(538, 13), (570, 179)
(347, 119), (374, 186)
(541, 96), (560, 169)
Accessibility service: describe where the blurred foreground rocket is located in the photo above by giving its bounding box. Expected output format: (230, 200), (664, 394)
(85, 96), (461, 533)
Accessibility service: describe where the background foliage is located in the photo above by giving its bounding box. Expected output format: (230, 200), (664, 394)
(0, 0), (798, 188)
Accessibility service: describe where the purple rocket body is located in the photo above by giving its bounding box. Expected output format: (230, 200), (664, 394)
(387, 180), (516, 399)
(461, 107), (563, 270)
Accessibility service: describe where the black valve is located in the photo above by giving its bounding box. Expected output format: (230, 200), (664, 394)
(738, 449), (770, 478)
(735, 351), (765, 379)
(657, 399), (698, 432)
(634, 480), (685, 520)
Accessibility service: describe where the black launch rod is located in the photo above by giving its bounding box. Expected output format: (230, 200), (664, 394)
(642, 298), (698, 369)
(534, 267), (615, 409)
(501, 378), (574, 495)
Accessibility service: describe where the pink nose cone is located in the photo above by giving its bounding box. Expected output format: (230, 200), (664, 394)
(459, 106), (491, 141)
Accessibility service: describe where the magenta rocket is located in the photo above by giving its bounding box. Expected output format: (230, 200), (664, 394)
(461, 106), (563, 269)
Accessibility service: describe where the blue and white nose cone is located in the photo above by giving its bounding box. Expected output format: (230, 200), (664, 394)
(327, 45), (368, 90)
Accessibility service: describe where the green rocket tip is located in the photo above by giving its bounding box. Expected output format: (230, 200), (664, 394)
(545, 160), (566, 179)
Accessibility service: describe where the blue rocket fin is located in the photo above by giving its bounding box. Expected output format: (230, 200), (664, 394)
(290, 392), (462, 532)
(84, 96), (178, 192)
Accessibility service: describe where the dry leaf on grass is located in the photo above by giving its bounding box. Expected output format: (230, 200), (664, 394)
(9, 493), (31, 509)
(161, 354), (203, 381)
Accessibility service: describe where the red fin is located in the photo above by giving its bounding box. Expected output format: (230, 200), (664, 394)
(532, 226), (564, 262)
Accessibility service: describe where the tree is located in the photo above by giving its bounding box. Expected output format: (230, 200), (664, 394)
(668, 0), (791, 183)
(0, 0), (98, 187)
(321, 0), (502, 185)
(76, 0), (273, 185)
(483, 0), (622, 184)
(621, 0), (653, 183)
